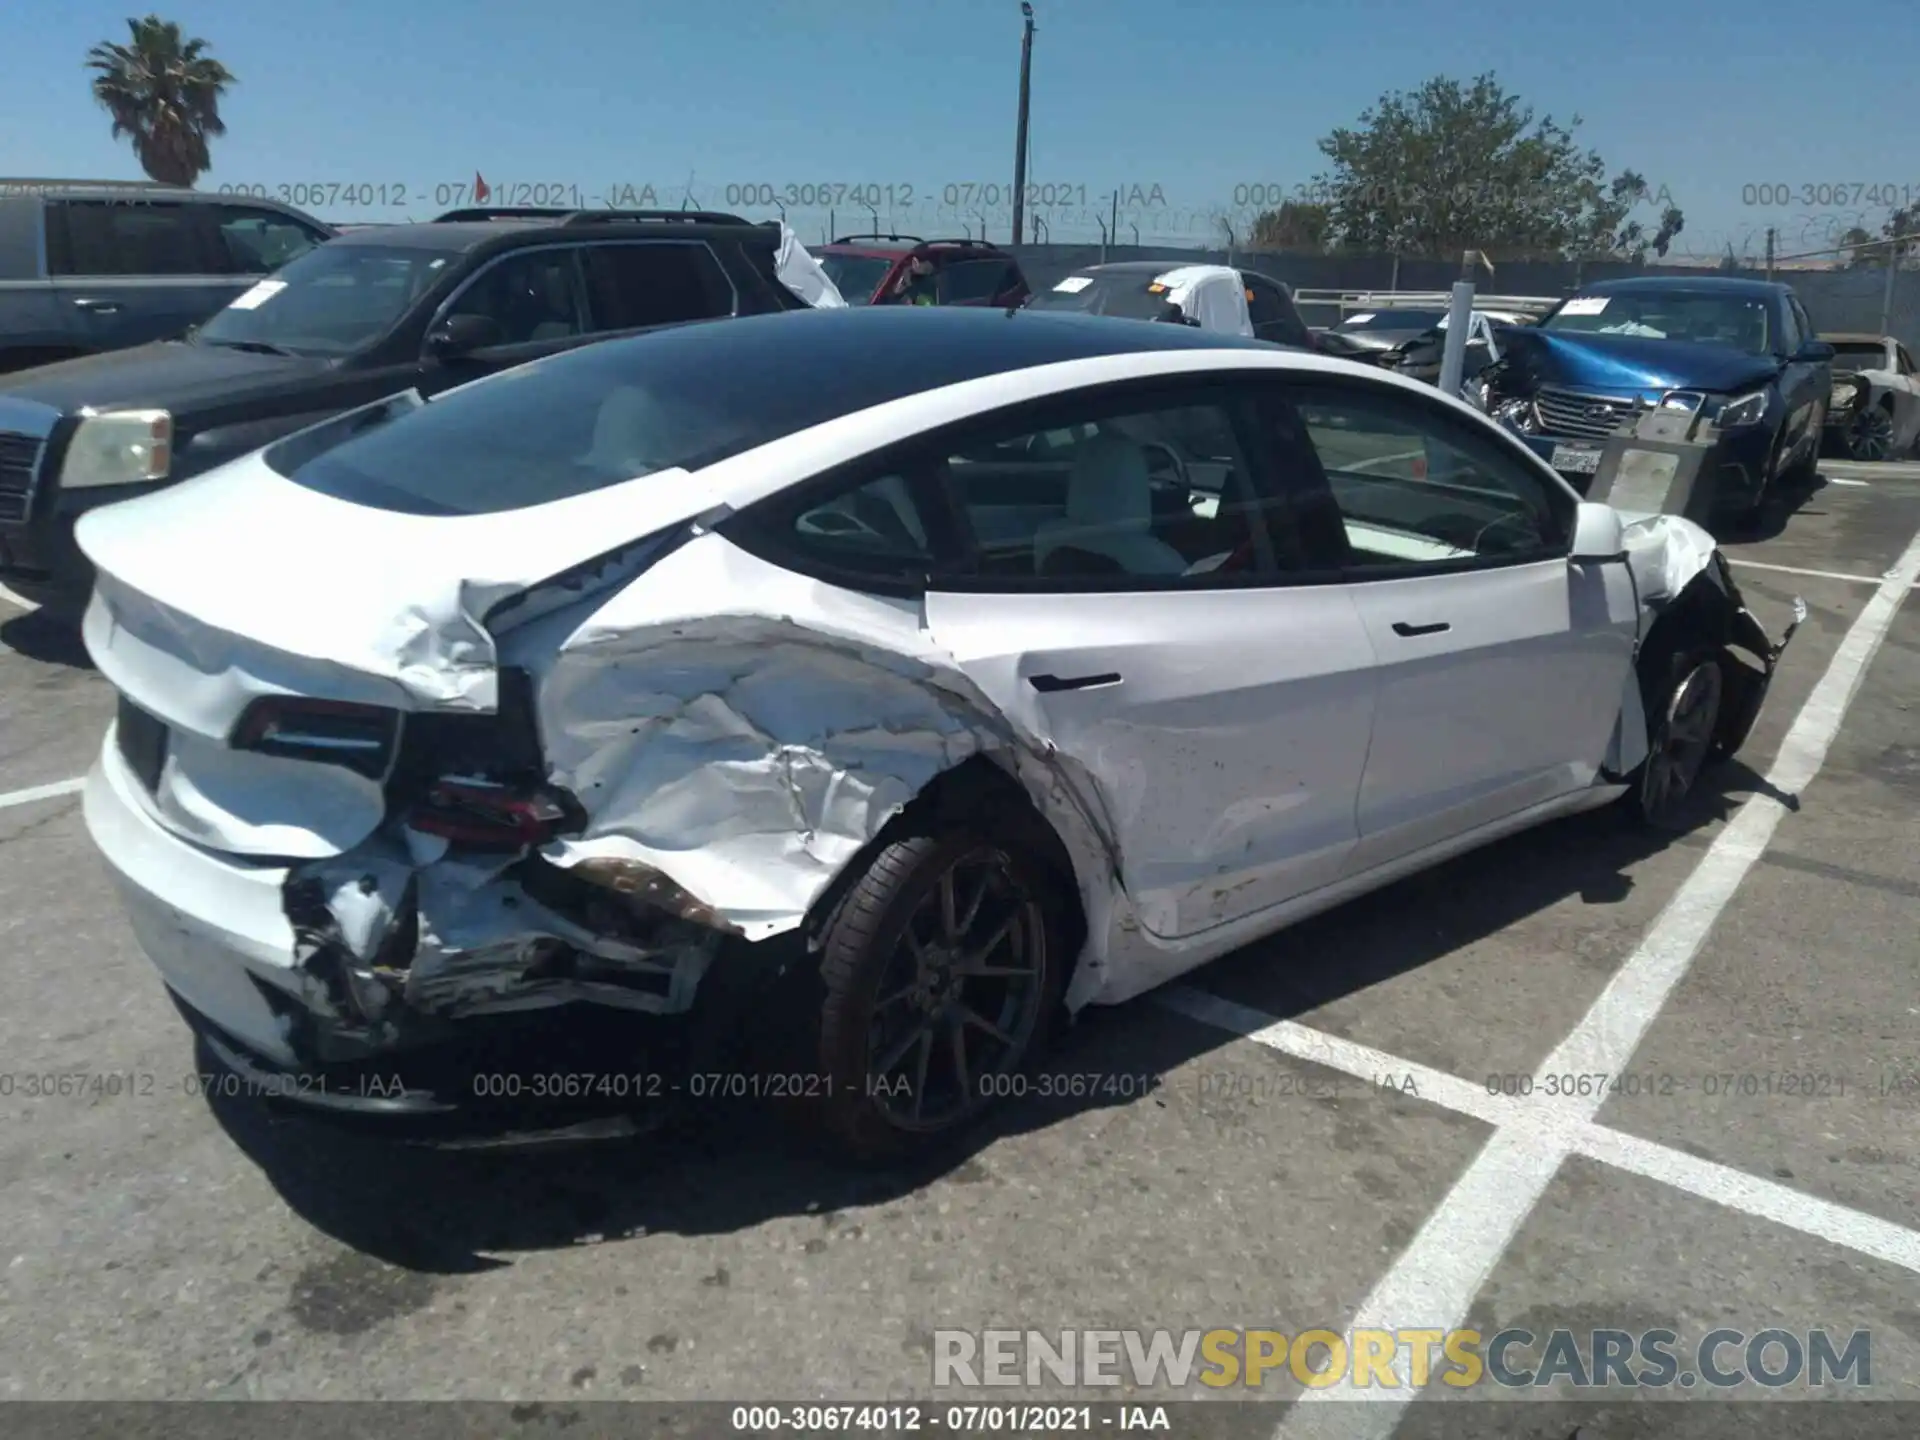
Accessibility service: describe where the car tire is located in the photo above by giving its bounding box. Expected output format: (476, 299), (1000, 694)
(1627, 650), (1725, 831)
(812, 822), (1069, 1163)
(1844, 400), (1895, 462)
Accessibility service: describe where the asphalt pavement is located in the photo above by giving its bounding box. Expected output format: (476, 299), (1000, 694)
(1, 464), (1917, 1432)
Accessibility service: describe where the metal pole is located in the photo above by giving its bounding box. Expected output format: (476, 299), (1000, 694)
(1882, 237), (1900, 336)
(1437, 279), (1476, 396)
(1011, 4), (1035, 249)
(1765, 227), (1775, 281)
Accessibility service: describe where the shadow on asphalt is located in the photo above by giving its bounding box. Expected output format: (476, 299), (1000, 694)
(203, 756), (1778, 1274)
(0, 608), (92, 670)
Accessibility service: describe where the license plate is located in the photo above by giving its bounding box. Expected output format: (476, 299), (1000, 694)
(1551, 444), (1603, 475)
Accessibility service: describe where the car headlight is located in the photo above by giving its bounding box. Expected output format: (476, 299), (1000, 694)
(1715, 390), (1769, 428)
(59, 409), (172, 490)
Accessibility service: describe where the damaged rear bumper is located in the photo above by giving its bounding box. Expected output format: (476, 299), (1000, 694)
(84, 740), (765, 1142)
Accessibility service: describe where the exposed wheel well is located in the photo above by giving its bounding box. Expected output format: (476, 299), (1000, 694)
(1636, 567), (1768, 757)
(803, 754), (1090, 963)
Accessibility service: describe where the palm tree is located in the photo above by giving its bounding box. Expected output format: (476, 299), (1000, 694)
(86, 16), (236, 187)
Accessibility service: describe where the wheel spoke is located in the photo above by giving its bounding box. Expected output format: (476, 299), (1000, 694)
(876, 1016), (935, 1078)
(874, 984), (919, 1012)
(947, 1016), (972, 1103)
(937, 868), (959, 942)
(954, 914), (1021, 974)
(956, 868), (991, 938)
(910, 1028), (933, 1122)
(958, 1003), (1015, 1047)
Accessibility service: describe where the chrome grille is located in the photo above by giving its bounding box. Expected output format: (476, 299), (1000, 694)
(0, 431), (43, 525)
(1533, 387), (1643, 442)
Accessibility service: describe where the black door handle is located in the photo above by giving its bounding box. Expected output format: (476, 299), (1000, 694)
(1391, 620), (1450, 637)
(1029, 672), (1123, 693)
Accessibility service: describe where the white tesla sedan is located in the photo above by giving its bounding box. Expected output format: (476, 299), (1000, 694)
(75, 306), (1798, 1159)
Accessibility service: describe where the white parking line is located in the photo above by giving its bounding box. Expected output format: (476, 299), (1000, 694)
(0, 776), (85, 811)
(0, 581), (37, 611)
(1824, 476), (1872, 487)
(1160, 986), (1920, 1275)
(1726, 558), (1888, 586)
(1267, 525), (1920, 1436)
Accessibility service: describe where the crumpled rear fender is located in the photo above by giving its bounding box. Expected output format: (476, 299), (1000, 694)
(508, 532), (1127, 997)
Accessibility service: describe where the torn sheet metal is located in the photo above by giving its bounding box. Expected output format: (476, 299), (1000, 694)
(500, 531), (1125, 1005)
(773, 222), (849, 308)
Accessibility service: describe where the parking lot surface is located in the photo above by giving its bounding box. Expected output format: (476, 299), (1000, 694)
(1, 466), (1917, 1430)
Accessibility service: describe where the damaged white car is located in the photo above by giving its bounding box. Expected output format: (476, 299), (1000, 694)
(77, 305), (1800, 1160)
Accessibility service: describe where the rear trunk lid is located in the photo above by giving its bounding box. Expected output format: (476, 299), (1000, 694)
(77, 417), (720, 860)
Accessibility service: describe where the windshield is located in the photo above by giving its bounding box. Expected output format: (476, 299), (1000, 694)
(196, 242), (459, 355)
(1024, 275), (1177, 321)
(815, 253), (894, 303)
(1340, 310), (1449, 331)
(1542, 290), (1773, 354)
(1830, 342), (1889, 373)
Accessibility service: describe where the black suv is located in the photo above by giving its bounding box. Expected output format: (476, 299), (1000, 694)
(0, 206), (811, 609)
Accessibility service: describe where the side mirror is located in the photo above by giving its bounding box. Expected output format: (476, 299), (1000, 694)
(1794, 339), (1836, 364)
(1568, 500), (1626, 562)
(427, 313), (503, 358)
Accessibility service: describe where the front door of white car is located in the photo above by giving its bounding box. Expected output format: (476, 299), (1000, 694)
(909, 379), (1378, 941)
(1261, 376), (1640, 874)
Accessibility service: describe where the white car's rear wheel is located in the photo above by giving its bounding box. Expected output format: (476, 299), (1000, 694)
(813, 825), (1067, 1162)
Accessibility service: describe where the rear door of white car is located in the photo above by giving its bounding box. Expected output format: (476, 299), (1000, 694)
(732, 373), (1379, 943)
(1253, 373), (1639, 876)
(920, 375), (1378, 940)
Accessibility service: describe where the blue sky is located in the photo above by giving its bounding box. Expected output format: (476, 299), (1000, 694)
(5, 0), (1915, 259)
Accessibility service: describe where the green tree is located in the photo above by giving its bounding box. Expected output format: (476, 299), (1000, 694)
(87, 15), (236, 186)
(1838, 225), (1879, 269)
(1250, 200), (1332, 253)
(1308, 73), (1682, 261)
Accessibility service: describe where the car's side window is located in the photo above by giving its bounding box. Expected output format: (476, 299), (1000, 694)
(1898, 345), (1916, 376)
(580, 241), (735, 330)
(208, 206), (326, 274)
(743, 471), (938, 587)
(926, 386), (1310, 588)
(47, 199), (211, 277)
(444, 250), (585, 346)
(1778, 300), (1804, 355)
(1266, 380), (1571, 572)
(938, 259), (1016, 304)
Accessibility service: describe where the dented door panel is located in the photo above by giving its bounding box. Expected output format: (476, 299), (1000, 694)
(921, 583), (1379, 940)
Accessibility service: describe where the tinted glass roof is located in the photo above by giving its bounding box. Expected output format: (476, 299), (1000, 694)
(532, 303), (1269, 396)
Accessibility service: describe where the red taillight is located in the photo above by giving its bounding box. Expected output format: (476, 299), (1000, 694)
(408, 777), (575, 849)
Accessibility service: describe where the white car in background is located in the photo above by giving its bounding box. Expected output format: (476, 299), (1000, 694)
(76, 306), (1800, 1161)
(1821, 332), (1920, 461)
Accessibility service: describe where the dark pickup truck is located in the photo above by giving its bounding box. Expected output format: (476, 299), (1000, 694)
(0, 183), (334, 374)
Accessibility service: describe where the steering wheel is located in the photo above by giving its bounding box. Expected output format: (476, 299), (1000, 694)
(795, 506), (887, 543)
(1469, 510), (1542, 555)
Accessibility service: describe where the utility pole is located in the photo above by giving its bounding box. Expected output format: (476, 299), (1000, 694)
(1765, 227), (1775, 281)
(1011, 3), (1035, 250)
(1882, 235), (1901, 337)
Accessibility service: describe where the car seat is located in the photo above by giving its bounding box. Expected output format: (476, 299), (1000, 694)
(1032, 434), (1189, 576)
